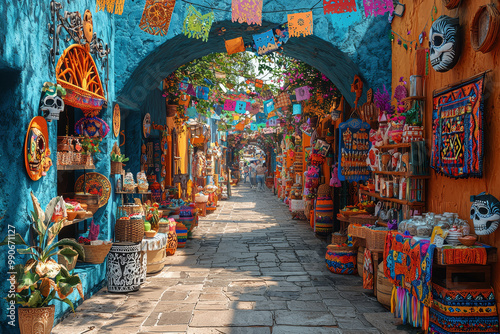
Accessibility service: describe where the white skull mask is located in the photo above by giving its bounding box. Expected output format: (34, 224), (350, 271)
(429, 15), (461, 72)
(41, 94), (64, 121)
(470, 192), (500, 235)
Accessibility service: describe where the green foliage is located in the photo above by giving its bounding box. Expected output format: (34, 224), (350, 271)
(1, 192), (85, 309)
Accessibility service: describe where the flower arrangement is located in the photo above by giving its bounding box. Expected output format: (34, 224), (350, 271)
(0, 192), (84, 310)
(81, 136), (101, 155)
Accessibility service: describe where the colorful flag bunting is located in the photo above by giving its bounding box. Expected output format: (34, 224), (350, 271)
(250, 102), (262, 115)
(224, 99), (237, 111)
(196, 86), (210, 100)
(250, 123), (258, 131)
(186, 84), (196, 96)
(268, 117), (278, 126)
(275, 92), (291, 109)
(267, 110), (277, 118)
(246, 102), (252, 111)
(363, 0), (393, 17)
(187, 106), (197, 118)
(256, 112), (266, 123)
(323, 0), (357, 14)
(179, 93), (191, 106)
(293, 104), (302, 115)
(231, 0), (263, 26)
(288, 11), (313, 37)
(225, 37), (246, 55)
(235, 101), (247, 114)
(214, 104), (223, 115)
(139, 0), (176, 36)
(182, 5), (214, 42)
(273, 23), (289, 47)
(263, 99), (274, 114)
(179, 82), (189, 91)
(253, 30), (279, 56)
(233, 114), (240, 120)
(295, 86), (311, 101)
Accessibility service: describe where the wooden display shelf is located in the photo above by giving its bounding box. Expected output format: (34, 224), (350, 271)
(372, 171), (430, 179)
(57, 164), (95, 171)
(61, 215), (93, 228)
(377, 143), (411, 150)
(359, 190), (425, 206)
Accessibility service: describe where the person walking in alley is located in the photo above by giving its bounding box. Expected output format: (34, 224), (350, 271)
(243, 162), (250, 183)
(256, 162), (267, 192)
(249, 161), (257, 189)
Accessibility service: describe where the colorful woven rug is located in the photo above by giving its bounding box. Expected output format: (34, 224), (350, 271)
(430, 283), (499, 333)
(430, 74), (485, 178)
(384, 232), (436, 307)
(440, 245), (488, 265)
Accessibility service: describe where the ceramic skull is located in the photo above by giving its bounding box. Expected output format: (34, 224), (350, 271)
(28, 128), (46, 173)
(470, 192), (500, 235)
(40, 82), (66, 121)
(429, 15), (461, 72)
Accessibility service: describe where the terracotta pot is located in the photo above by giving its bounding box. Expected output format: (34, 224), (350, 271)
(18, 305), (55, 334)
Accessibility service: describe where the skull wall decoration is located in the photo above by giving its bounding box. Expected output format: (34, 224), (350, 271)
(429, 15), (461, 72)
(40, 82), (66, 121)
(470, 192), (500, 235)
(25, 116), (50, 181)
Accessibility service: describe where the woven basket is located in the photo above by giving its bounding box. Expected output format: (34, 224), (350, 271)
(119, 205), (142, 216)
(317, 184), (332, 197)
(115, 219), (144, 243)
(358, 226), (368, 239)
(366, 229), (388, 251)
(331, 233), (347, 245)
(111, 161), (123, 175)
(72, 152), (85, 165)
(349, 215), (378, 225)
(470, 4), (500, 53)
(58, 151), (73, 166)
(80, 243), (112, 264)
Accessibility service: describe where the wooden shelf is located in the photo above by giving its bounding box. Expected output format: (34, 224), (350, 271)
(62, 216), (93, 228)
(359, 190), (425, 206)
(402, 96), (425, 102)
(377, 143), (411, 150)
(57, 164), (95, 171)
(372, 171), (430, 179)
(116, 191), (152, 195)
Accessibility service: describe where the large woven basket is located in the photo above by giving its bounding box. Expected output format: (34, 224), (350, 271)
(115, 219), (144, 243)
(349, 215), (378, 225)
(118, 205), (143, 216)
(317, 184), (332, 198)
(366, 229), (389, 251)
(80, 243), (112, 264)
(111, 161), (123, 175)
(470, 4), (500, 53)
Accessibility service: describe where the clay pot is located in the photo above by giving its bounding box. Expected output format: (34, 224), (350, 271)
(18, 305), (55, 334)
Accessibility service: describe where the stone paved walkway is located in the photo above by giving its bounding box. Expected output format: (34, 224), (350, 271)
(53, 184), (417, 334)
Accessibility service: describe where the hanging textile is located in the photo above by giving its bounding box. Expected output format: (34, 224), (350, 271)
(273, 23), (289, 47)
(275, 92), (291, 109)
(196, 86), (210, 100)
(337, 118), (371, 182)
(224, 99), (237, 111)
(363, 0), (393, 17)
(225, 37), (246, 55)
(231, 0), (263, 26)
(186, 84), (196, 96)
(255, 112), (267, 125)
(253, 30), (279, 56)
(430, 74), (485, 178)
(235, 101), (247, 114)
(96, 0), (106, 12)
(295, 86), (311, 101)
(182, 5), (214, 42)
(114, 0), (125, 15)
(263, 99), (274, 114)
(179, 82), (189, 91)
(288, 11), (313, 37)
(139, 0), (177, 36)
(362, 248), (373, 290)
(293, 104), (302, 115)
(323, 0), (357, 14)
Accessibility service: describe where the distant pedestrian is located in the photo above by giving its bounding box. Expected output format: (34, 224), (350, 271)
(256, 162), (266, 192)
(249, 161), (257, 189)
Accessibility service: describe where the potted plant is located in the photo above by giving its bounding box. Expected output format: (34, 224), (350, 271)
(110, 142), (129, 175)
(80, 136), (101, 166)
(163, 73), (183, 117)
(1, 192), (85, 334)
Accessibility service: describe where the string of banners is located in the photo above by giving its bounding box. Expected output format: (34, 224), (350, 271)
(139, 0), (395, 37)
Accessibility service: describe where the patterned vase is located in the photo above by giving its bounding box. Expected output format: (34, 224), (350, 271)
(176, 222), (188, 248)
(314, 197), (334, 236)
(18, 305), (55, 334)
(166, 220), (178, 256)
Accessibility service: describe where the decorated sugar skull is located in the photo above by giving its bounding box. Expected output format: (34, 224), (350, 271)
(429, 15), (461, 72)
(40, 82), (66, 121)
(470, 192), (500, 235)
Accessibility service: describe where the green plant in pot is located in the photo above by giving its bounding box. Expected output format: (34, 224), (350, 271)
(1, 192), (85, 334)
(110, 142), (129, 175)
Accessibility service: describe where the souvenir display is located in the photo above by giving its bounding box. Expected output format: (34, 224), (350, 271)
(430, 74), (485, 178)
(137, 171), (149, 193)
(25, 116), (50, 181)
(75, 172), (112, 208)
(429, 15), (461, 72)
(338, 118), (371, 182)
(113, 103), (120, 137)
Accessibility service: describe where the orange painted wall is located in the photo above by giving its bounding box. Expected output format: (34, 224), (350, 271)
(392, 0), (500, 296)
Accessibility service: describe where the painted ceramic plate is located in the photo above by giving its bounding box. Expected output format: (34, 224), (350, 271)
(113, 103), (120, 138)
(75, 172), (111, 208)
(143, 113), (151, 138)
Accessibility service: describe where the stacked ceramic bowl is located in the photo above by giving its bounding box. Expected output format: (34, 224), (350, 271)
(446, 230), (462, 246)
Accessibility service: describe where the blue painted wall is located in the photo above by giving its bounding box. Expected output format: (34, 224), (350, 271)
(0, 1), (116, 332)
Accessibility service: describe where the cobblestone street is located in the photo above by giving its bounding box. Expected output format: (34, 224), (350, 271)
(53, 184), (416, 334)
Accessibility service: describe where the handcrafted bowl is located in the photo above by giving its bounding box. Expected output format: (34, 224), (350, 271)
(75, 211), (86, 219)
(458, 234), (478, 247)
(67, 211), (78, 221)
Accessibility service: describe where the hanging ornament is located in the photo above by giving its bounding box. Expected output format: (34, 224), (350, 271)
(139, 0), (177, 36)
(287, 11), (313, 37)
(363, 0), (392, 17)
(231, 0), (263, 26)
(323, 0), (356, 14)
(253, 30), (279, 56)
(225, 37), (246, 55)
(182, 5), (214, 42)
